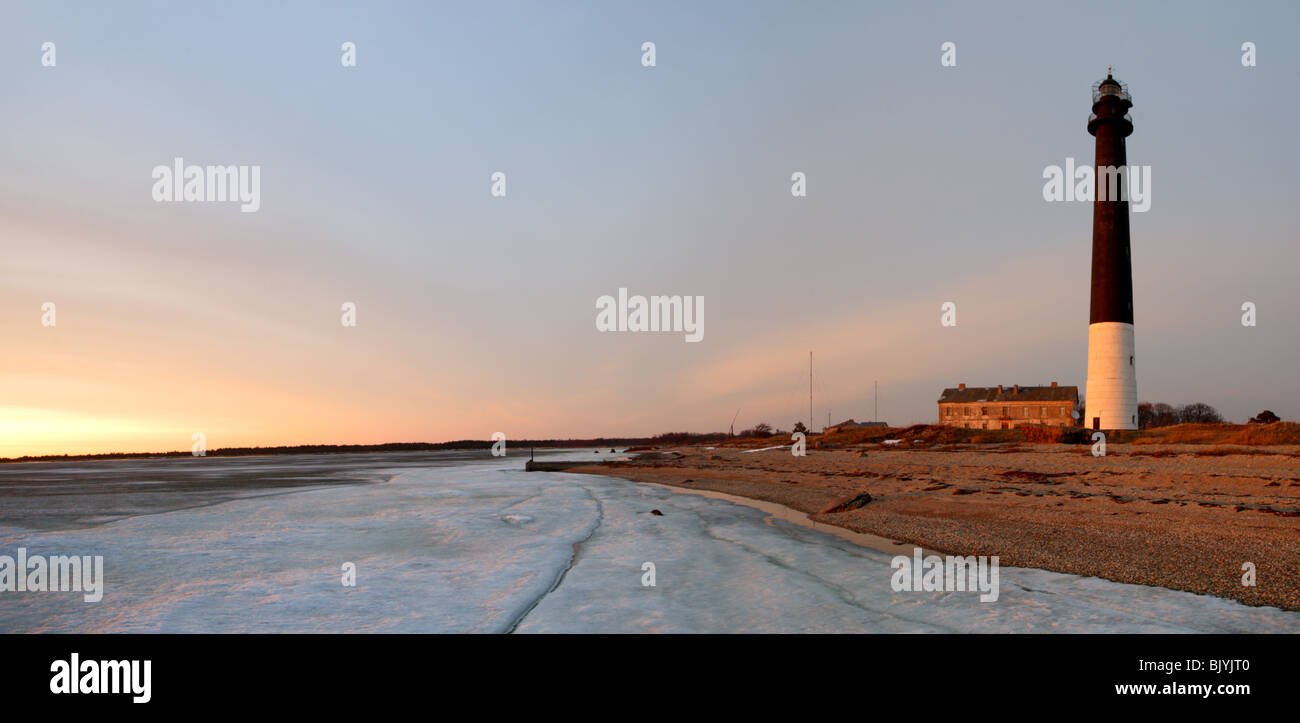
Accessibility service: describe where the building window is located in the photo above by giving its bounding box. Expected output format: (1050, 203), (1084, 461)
(1040, 407), (1046, 417)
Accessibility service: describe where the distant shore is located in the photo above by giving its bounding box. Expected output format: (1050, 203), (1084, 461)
(0, 438), (675, 465)
(568, 442), (1300, 611)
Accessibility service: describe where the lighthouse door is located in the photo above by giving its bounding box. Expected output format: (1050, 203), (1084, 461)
(1092, 417), (1100, 431)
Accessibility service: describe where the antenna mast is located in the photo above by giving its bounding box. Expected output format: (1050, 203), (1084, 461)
(809, 351), (814, 433)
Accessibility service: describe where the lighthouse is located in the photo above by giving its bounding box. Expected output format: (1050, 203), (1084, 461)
(1084, 71), (1137, 431)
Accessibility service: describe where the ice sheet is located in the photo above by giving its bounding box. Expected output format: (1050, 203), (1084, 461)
(2, 456), (1297, 633)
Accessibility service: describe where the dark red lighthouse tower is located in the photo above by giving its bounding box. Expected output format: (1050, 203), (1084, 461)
(1084, 71), (1137, 430)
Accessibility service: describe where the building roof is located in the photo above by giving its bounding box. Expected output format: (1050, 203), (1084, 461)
(938, 385), (1078, 404)
(828, 419), (887, 429)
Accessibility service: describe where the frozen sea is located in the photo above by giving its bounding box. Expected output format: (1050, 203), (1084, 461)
(1, 450), (1298, 633)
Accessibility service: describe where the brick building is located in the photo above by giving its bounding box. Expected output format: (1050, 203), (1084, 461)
(938, 383), (1079, 429)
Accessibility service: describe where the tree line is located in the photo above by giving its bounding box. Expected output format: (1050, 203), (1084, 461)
(1137, 402), (1281, 428)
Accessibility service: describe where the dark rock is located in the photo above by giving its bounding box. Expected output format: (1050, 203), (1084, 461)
(650, 509), (663, 516)
(821, 493), (873, 514)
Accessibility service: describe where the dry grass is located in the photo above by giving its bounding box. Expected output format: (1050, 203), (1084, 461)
(1131, 422), (1300, 446)
(814, 423), (1025, 447)
(714, 421), (1300, 451)
(1020, 424), (1092, 444)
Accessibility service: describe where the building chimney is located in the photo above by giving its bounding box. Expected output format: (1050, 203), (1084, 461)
(1051, 381), (1058, 388)
(958, 383), (965, 390)
(997, 384), (1003, 394)
(1013, 384), (1019, 394)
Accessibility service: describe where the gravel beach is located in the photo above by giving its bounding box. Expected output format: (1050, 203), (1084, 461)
(569, 443), (1300, 611)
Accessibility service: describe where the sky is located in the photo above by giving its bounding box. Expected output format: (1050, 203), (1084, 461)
(2, 1), (1298, 456)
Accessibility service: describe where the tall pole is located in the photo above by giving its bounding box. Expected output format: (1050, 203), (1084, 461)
(809, 351), (813, 433)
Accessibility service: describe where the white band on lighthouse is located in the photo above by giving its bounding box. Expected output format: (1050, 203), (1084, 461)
(1085, 321), (1137, 430)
